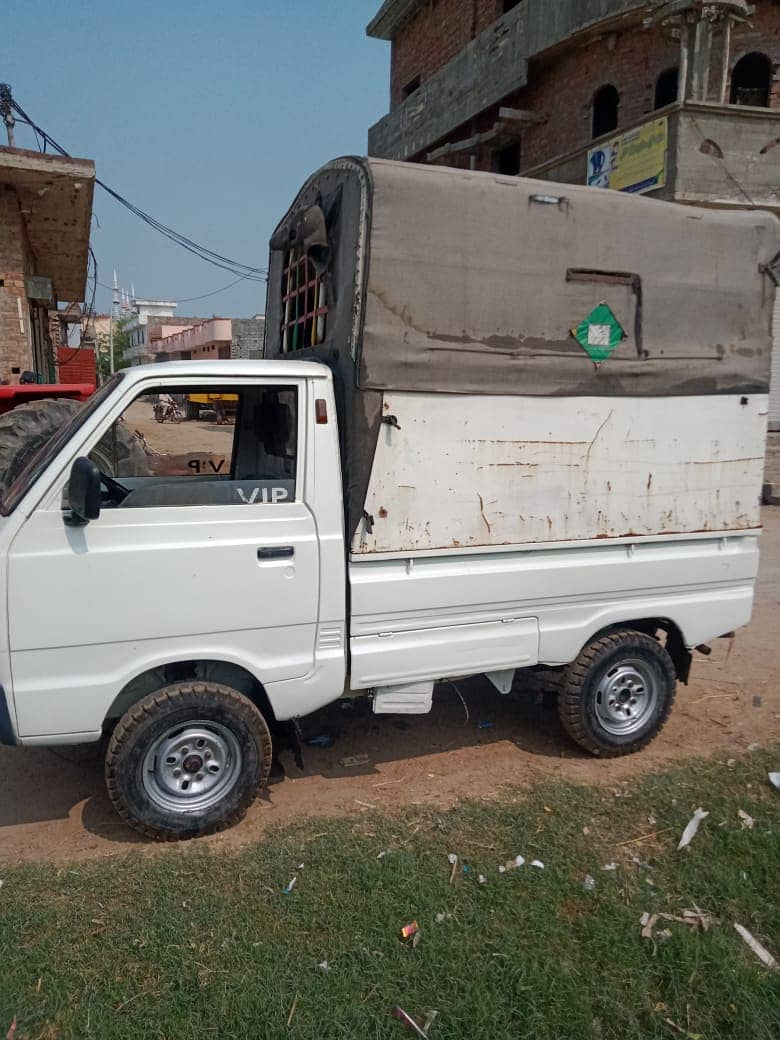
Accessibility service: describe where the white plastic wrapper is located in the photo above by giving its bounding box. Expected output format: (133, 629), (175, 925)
(677, 807), (709, 850)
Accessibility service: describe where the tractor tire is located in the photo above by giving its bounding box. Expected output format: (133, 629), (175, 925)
(0, 397), (148, 495)
(105, 682), (272, 841)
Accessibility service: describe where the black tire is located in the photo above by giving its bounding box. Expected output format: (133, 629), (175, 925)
(0, 399), (82, 494)
(105, 682), (272, 841)
(557, 630), (676, 757)
(0, 398), (148, 494)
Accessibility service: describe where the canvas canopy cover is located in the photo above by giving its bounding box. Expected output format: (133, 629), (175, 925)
(265, 158), (780, 537)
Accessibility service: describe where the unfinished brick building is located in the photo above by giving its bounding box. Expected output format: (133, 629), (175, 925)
(0, 147), (95, 384)
(367, 0), (780, 425)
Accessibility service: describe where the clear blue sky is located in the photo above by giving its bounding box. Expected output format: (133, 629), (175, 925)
(4, 0), (389, 318)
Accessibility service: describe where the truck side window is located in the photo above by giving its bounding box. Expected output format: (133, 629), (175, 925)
(77, 385), (298, 509)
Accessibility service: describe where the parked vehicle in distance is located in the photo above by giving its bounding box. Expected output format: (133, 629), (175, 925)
(153, 394), (183, 424)
(0, 159), (777, 840)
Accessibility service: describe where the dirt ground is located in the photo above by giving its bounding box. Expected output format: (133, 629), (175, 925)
(1, 507), (777, 865)
(124, 400), (234, 457)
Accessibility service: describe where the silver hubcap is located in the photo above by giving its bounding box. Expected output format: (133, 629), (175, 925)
(594, 659), (659, 736)
(142, 721), (242, 813)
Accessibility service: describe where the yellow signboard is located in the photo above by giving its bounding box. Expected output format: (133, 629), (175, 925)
(587, 117), (668, 195)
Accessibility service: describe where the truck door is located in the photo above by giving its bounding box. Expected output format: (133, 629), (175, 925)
(7, 379), (320, 739)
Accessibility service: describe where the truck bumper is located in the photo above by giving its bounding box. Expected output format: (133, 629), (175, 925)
(0, 685), (18, 745)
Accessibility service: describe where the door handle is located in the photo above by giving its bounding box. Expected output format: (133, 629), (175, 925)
(257, 546), (295, 560)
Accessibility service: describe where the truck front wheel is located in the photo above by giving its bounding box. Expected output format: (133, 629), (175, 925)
(105, 682), (272, 840)
(557, 631), (676, 757)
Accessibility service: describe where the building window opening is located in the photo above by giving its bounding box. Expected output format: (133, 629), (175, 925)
(493, 140), (521, 176)
(592, 84), (619, 139)
(730, 53), (772, 107)
(281, 248), (328, 352)
(654, 67), (679, 109)
(403, 76), (421, 99)
(503, 0), (523, 12)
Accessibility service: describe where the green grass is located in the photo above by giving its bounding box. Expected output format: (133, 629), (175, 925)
(1, 752), (778, 1040)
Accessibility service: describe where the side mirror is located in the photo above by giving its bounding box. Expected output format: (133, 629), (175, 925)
(65, 457), (101, 526)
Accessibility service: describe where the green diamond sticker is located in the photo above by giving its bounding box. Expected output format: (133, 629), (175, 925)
(572, 303), (626, 362)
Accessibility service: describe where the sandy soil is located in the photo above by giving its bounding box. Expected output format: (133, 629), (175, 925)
(1, 508), (777, 865)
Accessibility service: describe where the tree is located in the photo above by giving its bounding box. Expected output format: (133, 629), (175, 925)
(97, 315), (133, 378)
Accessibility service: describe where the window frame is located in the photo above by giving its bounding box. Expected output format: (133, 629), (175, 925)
(28, 376), (308, 517)
(280, 248), (328, 352)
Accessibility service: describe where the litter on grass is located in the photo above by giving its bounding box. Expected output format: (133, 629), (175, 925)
(377, 850), (389, 860)
(423, 1010), (439, 1035)
(435, 912), (453, 924)
(677, 807), (708, 850)
(478, 874), (488, 885)
(318, 961), (331, 973)
(583, 874), (596, 892)
(640, 908), (715, 940)
(498, 865), (507, 874)
(447, 853), (458, 883)
(401, 921), (419, 941)
(392, 1006), (430, 1039)
(283, 876), (297, 895)
(769, 772), (780, 791)
(737, 809), (755, 830)
(602, 863), (618, 871)
(530, 860), (545, 869)
(733, 923), (778, 969)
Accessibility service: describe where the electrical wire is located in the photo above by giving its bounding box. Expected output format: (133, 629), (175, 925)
(11, 97), (267, 282)
(172, 274), (253, 302)
(97, 272), (254, 304)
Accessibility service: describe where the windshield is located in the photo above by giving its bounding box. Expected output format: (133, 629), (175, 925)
(0, 374), (125, 516)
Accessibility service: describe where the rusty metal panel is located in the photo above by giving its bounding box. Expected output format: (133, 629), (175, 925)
(352, 391), (767, 555)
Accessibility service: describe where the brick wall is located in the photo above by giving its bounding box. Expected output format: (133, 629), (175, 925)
(57, 346), (96, 386)
(391, 0), (508, 107)
(391, 1), (779, 171)
(516, 25), (682, 170)
(729, 2), (780, 108)
(0, 185), (34, 380)
(231, 317), (266, 359)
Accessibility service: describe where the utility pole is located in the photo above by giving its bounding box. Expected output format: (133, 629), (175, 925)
(109, 270), (120, 374)
(0, 83), (16, 146)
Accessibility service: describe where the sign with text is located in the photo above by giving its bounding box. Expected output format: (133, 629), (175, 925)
(587, 117), (668, 195)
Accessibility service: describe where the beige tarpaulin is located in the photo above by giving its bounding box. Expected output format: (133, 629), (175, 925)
(359, 159), (779, 397)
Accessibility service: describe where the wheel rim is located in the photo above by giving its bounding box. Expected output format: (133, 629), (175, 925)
(594, 658), (659, 736)
(141, 720), (242, 813)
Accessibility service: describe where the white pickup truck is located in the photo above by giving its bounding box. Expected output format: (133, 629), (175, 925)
(0, 159), (777, 840)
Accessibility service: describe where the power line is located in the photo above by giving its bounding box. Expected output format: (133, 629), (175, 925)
(98, 272), (253, 304)
(9, 94), (267, 282)
(172, 275), (254, 302)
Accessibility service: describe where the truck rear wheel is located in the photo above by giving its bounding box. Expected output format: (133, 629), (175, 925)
(105, 682), (272, 841)
(557, 631), (676, 757)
